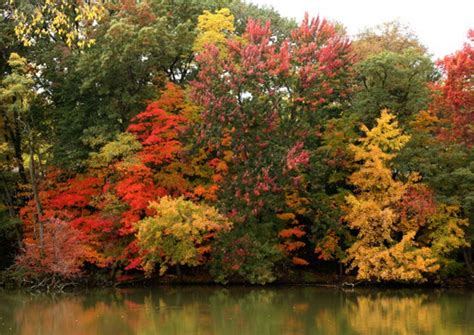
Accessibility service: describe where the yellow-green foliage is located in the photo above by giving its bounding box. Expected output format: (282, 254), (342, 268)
(193, 8), (235, 54)
(0, 53), (35, 113)
(88, 132), (142, 168)
(135, 196), (232, 275)
(357, 109), (411, 153)
(0, 143), (12, 171)
(426, 205), (469, 268)
(11, 0), (107, 48)
(344, 110), (439, 282)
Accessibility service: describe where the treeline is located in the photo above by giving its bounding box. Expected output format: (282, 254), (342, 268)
(0, 0), (472, 286)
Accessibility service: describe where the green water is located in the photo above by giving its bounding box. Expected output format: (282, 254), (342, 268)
(0, 286), (472, 335)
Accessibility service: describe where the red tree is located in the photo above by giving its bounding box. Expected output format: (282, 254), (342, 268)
(432, 30), (474, 146)
(16, 218), (89, 279)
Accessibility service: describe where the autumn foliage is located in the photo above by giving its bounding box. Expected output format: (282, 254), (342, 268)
(5, 5), (471, 285)
(344, 110), (468, 282)
(135, 196), (232, 275)
(16, 218), (88, 279)
(16, 83), (195, 276)
(431, 30), (474, 146)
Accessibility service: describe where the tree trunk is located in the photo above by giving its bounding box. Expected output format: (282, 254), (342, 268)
(2, 110), (28, 184)
(28, 132), (43, 253)
(464, 247), (473, 274)
(1, 173), (22, 249)
(175, 263), (182, 281)
(110, 261), (119, 284)
(15, 146), (28, 185)
(35, 141), (46, 178)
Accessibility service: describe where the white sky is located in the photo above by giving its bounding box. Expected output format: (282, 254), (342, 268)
(249, 0), (474, 59)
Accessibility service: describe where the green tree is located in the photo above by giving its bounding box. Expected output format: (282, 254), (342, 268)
(0, 142), (22, 269)
(352, 50), (436, 127)
(37, 0), (236, 169)
(0, 53), (47, 251)
(228, 0), (296, 39)
(396, 112), (474, 273)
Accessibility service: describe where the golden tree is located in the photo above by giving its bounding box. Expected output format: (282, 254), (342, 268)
(344, 110), (439, 282)
(192, 8), (235, 54)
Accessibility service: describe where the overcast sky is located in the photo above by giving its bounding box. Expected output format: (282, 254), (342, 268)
(249, 0), (473, 59)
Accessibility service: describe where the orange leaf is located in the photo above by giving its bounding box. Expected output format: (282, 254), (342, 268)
(292, 257), (309, 266)
(279, 228), (306, 238)
(284, 241), (306, 251)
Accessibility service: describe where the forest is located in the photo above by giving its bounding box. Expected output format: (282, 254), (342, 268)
(0, 0), (472, 288)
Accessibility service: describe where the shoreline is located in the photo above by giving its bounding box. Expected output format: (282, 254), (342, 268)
(2, 269), (472, 292)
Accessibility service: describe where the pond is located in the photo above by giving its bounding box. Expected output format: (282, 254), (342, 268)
(0, 286), (472, 335)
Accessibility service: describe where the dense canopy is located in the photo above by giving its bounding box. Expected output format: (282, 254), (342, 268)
(0, 0), (472, 285)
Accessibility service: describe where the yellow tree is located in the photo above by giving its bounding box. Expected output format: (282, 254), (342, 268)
(135, 196), (232, 276)
(192, 8), (235, 54)
(344, 110), (439, 282)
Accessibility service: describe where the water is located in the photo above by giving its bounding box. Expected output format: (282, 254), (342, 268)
(0, 286), (472, 335)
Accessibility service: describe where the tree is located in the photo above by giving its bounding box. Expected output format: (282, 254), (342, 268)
(193, 8), (235, 54)
(353, 20), (427, 61)
(19, 171), (110, 269)
(0, 53), (31, 184)
(17, 82), (214, 276)
(344, 110), (439, 282)
(192, 14), (352, 218)
(0, 53), (46, 251)
(0, 196), (22, 269)
(393, 31), (474, 272)
(228, 0), (296, 40)
(352, 50), (436, 127)
(210, 227), (283, 284)
(43, 0), (234, 169)
(192, 14), (353, 273)
(15, 218), (89, 279)
(0, 12), (29, 268)
(3, 0), (472, 286)
(309, 116), (358, 265)
(127, 96), (187, 167)
(135, 196), (232, 275)
(432, 30), (474, 147)
(396, 111), (474, 273)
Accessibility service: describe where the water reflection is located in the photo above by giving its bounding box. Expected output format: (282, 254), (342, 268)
(0, 286), (472, 335)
